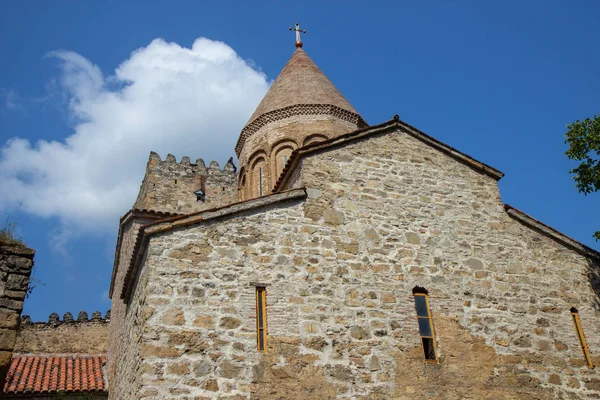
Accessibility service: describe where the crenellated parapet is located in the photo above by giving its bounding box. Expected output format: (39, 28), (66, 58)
(14, 311), (110, 355)
(134, 152), (238, 214)
(20, 310), (111, 327)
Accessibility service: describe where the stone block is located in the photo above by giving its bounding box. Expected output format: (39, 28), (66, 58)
(195, 360), (212, 377)
(167, 362), (190, 375)
(219, 316), (242, 329)
(548, 374), (561, 385)
(0, 310), (19, 329)
(323, 209), (345, 225)
(350, 326), (370, 340)
(193, 315), (215, 329)
(6, 274), (28, 291)
(0, 328), (17, 351)
(219, 360), (242, 379)
(466, 258), (483, 270)
(329, 364), (353, 381)
(5, 290), (26, 300)
(161, 308), (185, 325)
(0, 350), (12, 367)
(5, 255), (33, 273)
(141, 343), (183, 358)
(405, 232), (420, 244)
(0, 297), (23, 312)
(202, 378), (219, 392)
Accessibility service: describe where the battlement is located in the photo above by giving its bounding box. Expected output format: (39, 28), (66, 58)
(21, 310), (111, 326)
(146, 151), (237, 174)
(133, 151), (239, 214)
(15, 311), (110, 355)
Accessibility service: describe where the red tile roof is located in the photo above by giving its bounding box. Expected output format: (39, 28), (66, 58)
(3, 354), (107, 395)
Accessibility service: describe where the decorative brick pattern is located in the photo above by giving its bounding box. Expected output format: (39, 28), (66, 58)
(236, 103), (367, 156)
(235, 47), (368, 199)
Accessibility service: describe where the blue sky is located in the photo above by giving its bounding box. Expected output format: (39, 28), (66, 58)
(1, 1), (598, 321)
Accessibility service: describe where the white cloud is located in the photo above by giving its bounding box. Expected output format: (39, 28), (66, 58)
(0, 88), (21, 110)
(0, 38), (270, 234)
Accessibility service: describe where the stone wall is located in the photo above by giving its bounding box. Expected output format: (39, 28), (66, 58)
(134, 152), (238, 214)
(111, 252), (152, 400)
(109, 151), (238, 389)
(122, 129), (599, 398)
(0, 241), (34, 389)
(15, 311), (109, 354)
(108, 212), (167, 391)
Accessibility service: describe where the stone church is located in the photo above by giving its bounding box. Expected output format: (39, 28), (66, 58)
(1, 31), (600, 399)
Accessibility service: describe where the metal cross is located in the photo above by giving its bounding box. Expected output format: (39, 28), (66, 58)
(289, 22), (306, 48)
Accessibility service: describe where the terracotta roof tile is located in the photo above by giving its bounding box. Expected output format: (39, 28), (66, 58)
(4, 354), (107, 395)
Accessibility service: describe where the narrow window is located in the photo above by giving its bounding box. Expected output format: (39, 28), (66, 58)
(258, 167), (263, 197)
(413, 287), (438, 362)
(571, 307), (594, 368)
(256, 287), (267, 351)
(283, 155), (288, 165)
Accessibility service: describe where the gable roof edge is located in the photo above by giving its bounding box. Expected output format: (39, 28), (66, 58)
(504, 204), (600, 261)
(109, 208), (181, 299)
(273, 116), (504, 192)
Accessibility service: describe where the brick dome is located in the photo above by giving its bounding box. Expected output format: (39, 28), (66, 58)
(235, 48), (367, 157)
(236, 47), (367, 200)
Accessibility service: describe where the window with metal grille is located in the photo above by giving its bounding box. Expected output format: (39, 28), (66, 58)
(571, 307), (594, 368)
(413, 287), (438, 362)
(256, 287), (267, 351)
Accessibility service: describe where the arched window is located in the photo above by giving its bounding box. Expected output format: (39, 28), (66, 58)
(270, 140), (297, 183)
(250, 156), (267, 198)
(239, 173), (247, 201)
(274, 146), (294, 179)
(412, 286), (438, 362)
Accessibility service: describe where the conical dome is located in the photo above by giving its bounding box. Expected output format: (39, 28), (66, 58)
(246, 48), (361, 127)
(236, 47), (367, 200)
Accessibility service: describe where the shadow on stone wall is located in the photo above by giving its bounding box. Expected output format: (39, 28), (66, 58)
(586, 258), (600, 311)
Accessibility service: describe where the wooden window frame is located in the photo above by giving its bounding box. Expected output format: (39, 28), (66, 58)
(413, 293), (439, 363)
(256, 287), (267, 352)
(258, 167), (263, 197)
(571, 308), (594, 369)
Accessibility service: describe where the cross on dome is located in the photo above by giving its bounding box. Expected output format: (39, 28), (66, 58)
(289, 22), (306, 48)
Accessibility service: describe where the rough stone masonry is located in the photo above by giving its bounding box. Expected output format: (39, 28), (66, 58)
(105, 44), (600, 399)
(0, 240), (34, 389)
(111, 127), (600, 399)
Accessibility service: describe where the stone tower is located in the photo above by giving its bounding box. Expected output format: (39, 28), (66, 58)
(235, 46), (367, 200)
(134, 152), (237, 214)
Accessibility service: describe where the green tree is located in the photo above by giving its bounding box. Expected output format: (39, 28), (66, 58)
(564, 114), (600, 240)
